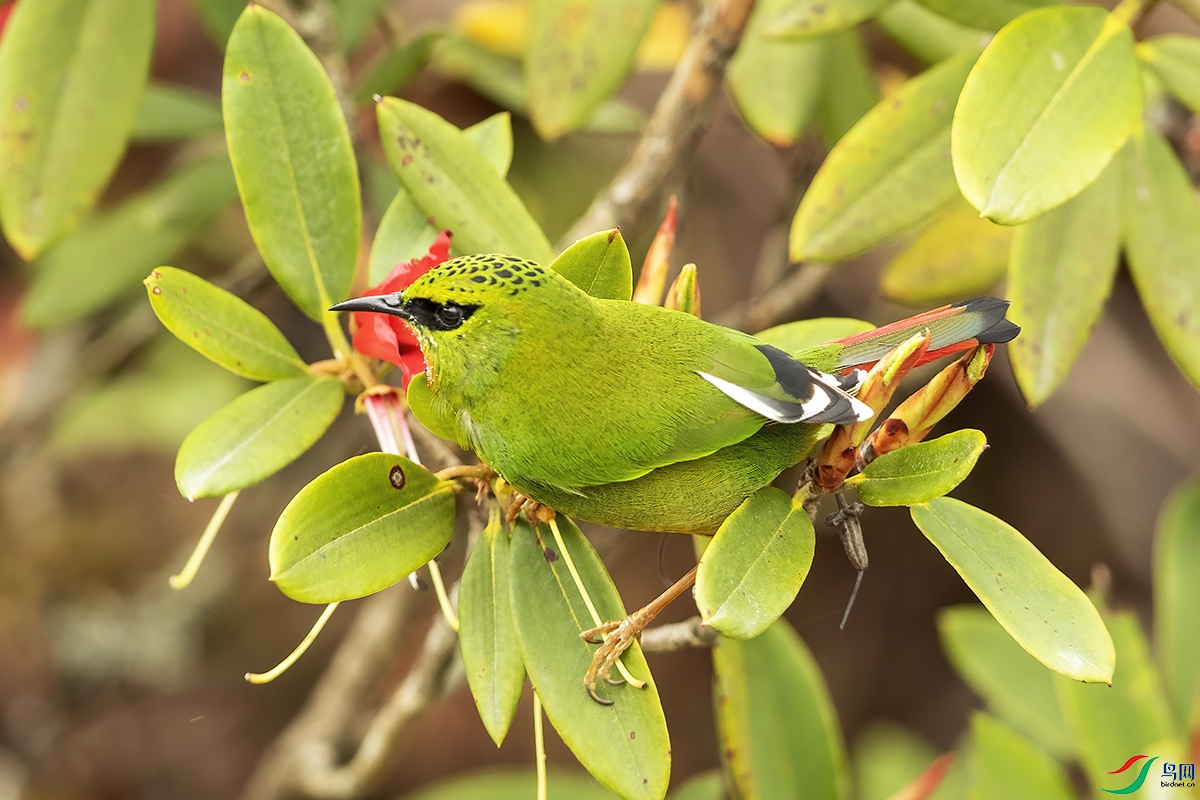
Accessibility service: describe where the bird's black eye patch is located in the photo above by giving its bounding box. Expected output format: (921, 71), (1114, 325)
(403, 298), (478, 331)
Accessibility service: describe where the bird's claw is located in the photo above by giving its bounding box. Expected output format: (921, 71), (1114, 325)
(580, 615), (649, 703)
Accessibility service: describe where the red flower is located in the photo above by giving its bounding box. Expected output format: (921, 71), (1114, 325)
(0, 3), (16, 37)
(350, 231), (451, 387)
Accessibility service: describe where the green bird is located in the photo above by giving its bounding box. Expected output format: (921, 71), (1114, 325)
(333, 253), (1017, 534)
(333, 252), (1017, 700)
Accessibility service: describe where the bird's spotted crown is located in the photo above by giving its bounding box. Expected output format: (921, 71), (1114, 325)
(403, 253), (550, 303)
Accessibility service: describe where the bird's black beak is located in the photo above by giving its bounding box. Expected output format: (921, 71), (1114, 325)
(329, 293), (411, 318)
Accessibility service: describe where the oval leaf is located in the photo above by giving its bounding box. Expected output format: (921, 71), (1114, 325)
(713, 620), (849, 800)
(223, 5), (361, 318)
(881, 201), (1011, 305)
(132, 83), (224, 141)
(144, 266), (307, 382)
(370, 113), (515, 284)
(852, 723), (940, 800)
(815, 30), (879, 147)
(508, 518), (669, 800)
(1123, 125), (1200, 392)
(847, 429), (986, 507)
(269, 453), (455, 603)
(1138, 35), (1200, 114)
(526, 0), (659, 140)
(938, 605), (1071, 758)
(766, 0), (890, 39)
(951, 6), (1141, 225)
(728, 0), (827, 147)
(377, 97), (553, 264)
(695, 487), (814, 640)
(550, 229), (633, 301)
(1054, 610), (1179, 789)
(874, 2), (990, 66)
(911, 497), (1114, 682)
(1007, 152), (1120, 407)
(966, 715), (1074, 800)
(1153, 478), (1200, 728)
(459, 516), (526, 746)
(791, 51), (977, 262)
(175, 375), (342, 500)
(23, 154), (238, 327)
(0, 0), (155, 258)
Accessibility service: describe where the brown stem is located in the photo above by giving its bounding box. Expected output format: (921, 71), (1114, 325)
(560, 0), (756, 247)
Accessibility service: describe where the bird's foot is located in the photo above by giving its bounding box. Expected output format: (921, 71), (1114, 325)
(504, 493), (556, 527)
(580, 613), (651, 705)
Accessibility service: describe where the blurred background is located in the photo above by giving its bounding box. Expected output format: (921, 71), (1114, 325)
(1, 0), (1199, 798)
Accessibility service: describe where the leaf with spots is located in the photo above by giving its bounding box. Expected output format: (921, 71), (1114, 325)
(846, 429), (987, 507)
(1122, 125), (1200, 393)
(0, 0), (156, 259)
(377, 98), (553, 264)
(695, 487), (814, 640)
(175, 375), (342, 500)
(765, 0), (891, 39)
(911, 497), (1114, 683)
(550, 228), (632, 301)
(144, 266), (307, 382)
(459, 513), (526, 746)
(790, 51), (978, 262)
(951, 6), (1141, 225)
(508, 518), (669, 800)
(713, 619), (850, 800)
(913, 0), (1052, 32)
(223, 5), (361, 319)
(270, 453), (456, 603)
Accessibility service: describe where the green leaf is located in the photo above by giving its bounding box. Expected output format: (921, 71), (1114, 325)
(755, 318), (875, 353)
(270, 453), (456, 603)
(966, 714), (1073, 800)
(667, 771), (724, 800)
(0, 0), (155, 258)
(550, 229), (632, 301)
(508, 518), (669, 800)
(695, 488), (814, 640)
(144, 266), (307, 382)
(132, 83), (224, 141)
(525, 0), (659, 139)
(874, 1), (990, 65)
(1123, 125), (1200, 392)
(815, 30), (879, 147)
(377, 98), (553, 264)
(912, 0), (1052, 32)
(1154, 478), (1200, 728)
(951, 6), (1141, 225)
(713, 620), (849, 800)
(1008, 152), (1120, 407)
(852, 723), (939, 800)
(355, 31), (442, 103)
(790, 51), (977, 262)
(223, 5), (362, 318)
(911, 497), (1114, 683)
(51, 337), (247, 456)
(175, 375), (343, 500)
(937, 605), (1072, 759)
(1138, 35), (1200, 114)
(880, 200), (1012, 304)
(369, 112), (514, 284)
(336, 0), (388, 54)
(727, 0), (827, 147)
(459, 517), (526, 746)
(847, 429), (987, 507)
(23, 154), (238, 327)
(1055, 610), (1179, 788)
(398, 768), (620, 800)
(765, 0), (890, 38)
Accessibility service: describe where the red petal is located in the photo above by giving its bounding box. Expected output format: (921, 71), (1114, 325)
(397, 348), (427, 388)
(352, 313), (402, 367)
(371, 230), (454, 295)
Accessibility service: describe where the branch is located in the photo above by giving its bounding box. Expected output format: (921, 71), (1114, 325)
(561, 0), (756, 247)
(639, 616), (720, 652)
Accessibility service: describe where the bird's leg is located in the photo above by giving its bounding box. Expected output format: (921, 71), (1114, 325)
(503, 492), (556, 526)
(579, 565), (699, 705)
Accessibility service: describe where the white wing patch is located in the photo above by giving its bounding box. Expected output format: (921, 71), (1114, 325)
(698, 371), (873, 425)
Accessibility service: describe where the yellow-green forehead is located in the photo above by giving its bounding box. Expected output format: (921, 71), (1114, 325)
(403, 253), (550, 303)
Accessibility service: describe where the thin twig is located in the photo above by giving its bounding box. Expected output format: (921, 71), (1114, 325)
(561, 0), (756, 247)
(639, 616), (720, 652)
